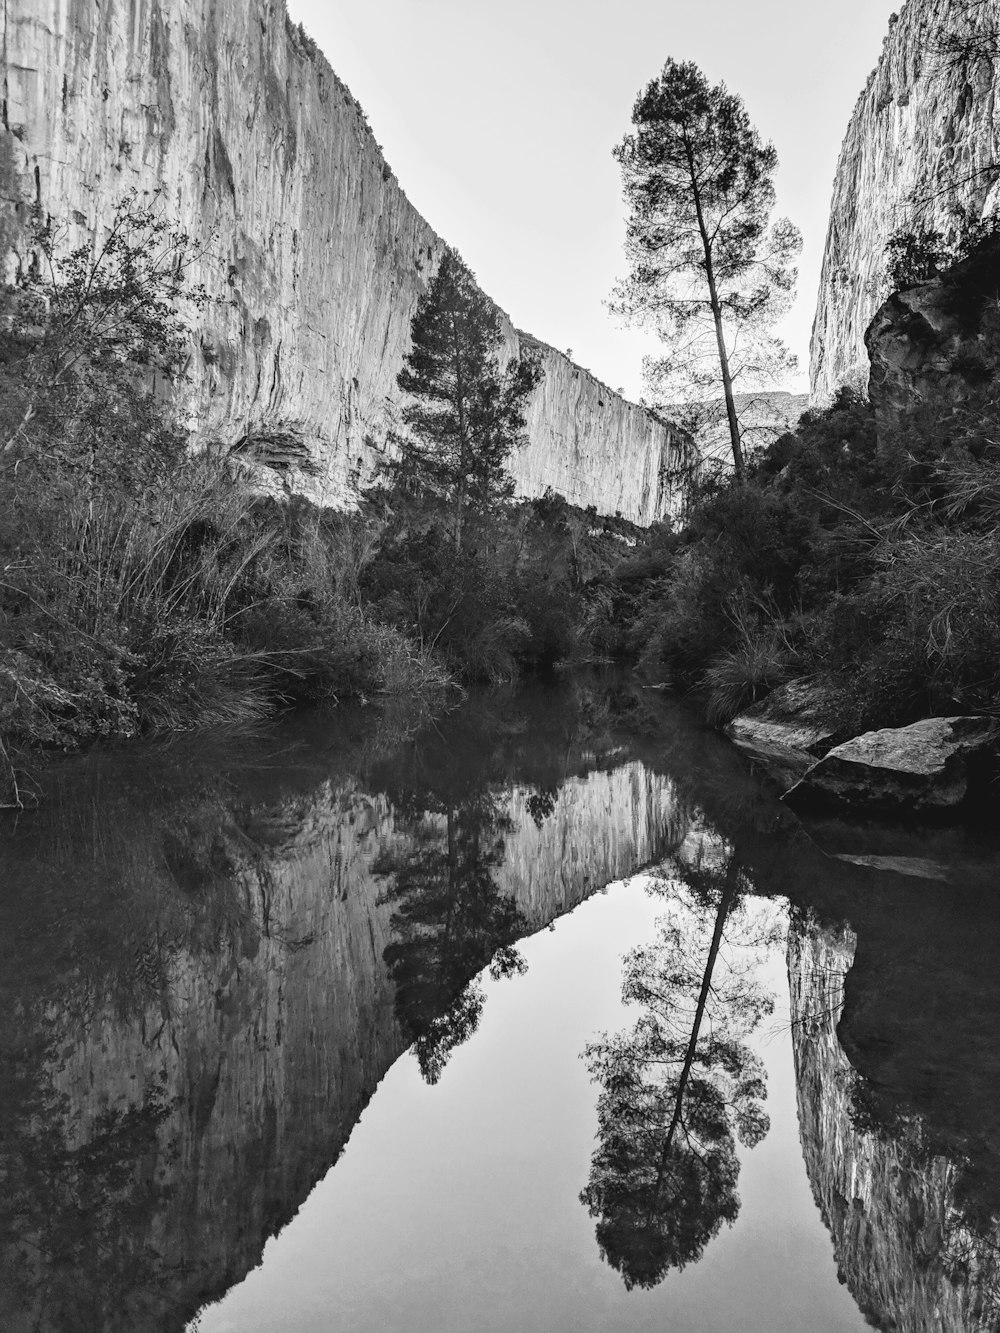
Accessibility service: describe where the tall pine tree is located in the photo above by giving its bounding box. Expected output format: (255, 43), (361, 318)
(392, 248), (540, 550)
(613, 60), (800, 480)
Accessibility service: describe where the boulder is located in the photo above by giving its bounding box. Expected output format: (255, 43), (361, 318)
(784, 716), (1000, 816)
(865, 235), (1000, 439)
(726, 679), (842, 790)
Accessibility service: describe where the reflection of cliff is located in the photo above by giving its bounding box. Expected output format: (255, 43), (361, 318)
(1, 0), (687, 520)
(789, 919), (1000, 1333)
(0, 733), (688, 1331)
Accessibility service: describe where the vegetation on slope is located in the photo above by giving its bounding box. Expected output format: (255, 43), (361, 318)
(8, 178), (1000, 810)
(591, 290), (1000, 734)
(0, 209), (639, 804)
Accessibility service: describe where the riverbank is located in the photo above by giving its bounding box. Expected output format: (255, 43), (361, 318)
(0, 199), (642, 807)
(596, 238), (1000, 748)
(0, 440), (644, 806)
(9, 227), (1000, 810)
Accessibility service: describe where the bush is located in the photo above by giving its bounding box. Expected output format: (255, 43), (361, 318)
(593, 379), (1000, 730)
(629, 484), (816, 689)
(809, 529), (1000, 728)
(702, 630), (792, 727)
(0, 453), (447, 780)
(0, 198), (459, 802)
(360, 489), (631, 681)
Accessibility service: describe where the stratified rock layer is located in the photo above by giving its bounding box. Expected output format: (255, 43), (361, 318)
(810, 0), (1000, 400)
(0, 0), (687, 521)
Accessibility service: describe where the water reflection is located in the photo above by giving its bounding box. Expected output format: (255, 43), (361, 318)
(0, 679), (690, 1331)
(376, 791), (527, 1085)
(581, 843), (778, 1288)
(2, 676), (1000, 1331)
(789, 889), (1000, 1333)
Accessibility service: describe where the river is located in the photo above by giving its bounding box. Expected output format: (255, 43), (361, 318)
(2, 675), (999, 1332)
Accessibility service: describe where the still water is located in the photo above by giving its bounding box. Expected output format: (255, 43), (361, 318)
(2, 677), (1000, 1332)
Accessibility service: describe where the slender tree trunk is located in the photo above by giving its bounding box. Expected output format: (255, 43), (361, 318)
(655, 867), (739, 1191)
(704, 267), (745, 482)
(685, 137), (746, 482)
(449, 311), (469, 552)
(444, 809), (458, 951)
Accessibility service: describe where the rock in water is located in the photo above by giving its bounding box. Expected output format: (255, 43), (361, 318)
(784, 716), (1000, 815)
(726, 679), (842, 790)
(831, 853), (950, 882)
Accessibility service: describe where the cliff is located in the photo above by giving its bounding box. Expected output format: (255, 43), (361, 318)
(810, 0), (1000, 399)
(0, 0), (687, 523)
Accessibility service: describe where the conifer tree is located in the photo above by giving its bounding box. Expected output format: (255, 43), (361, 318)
(613, 60), (801, 480)
(393, 248), (540, 550)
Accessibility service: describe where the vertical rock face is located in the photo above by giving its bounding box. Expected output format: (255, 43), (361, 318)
(810, 0), (1000, 400)
(1, 0), (688, 522)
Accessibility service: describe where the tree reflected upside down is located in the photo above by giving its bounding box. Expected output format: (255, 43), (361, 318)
(376, 790), (528, 1085)
(581, 847), (779, 1288)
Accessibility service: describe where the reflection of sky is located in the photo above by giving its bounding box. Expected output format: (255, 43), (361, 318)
(193, 878), (867, 1333)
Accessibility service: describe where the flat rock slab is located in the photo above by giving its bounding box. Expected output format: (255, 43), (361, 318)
(723, 733), (816, 791)
(726, 679), (842, 789)
(832, 853), (950, 882)
(784, 716), (1000, 815)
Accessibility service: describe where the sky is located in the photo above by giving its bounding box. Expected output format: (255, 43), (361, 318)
(286, 0), (901, 401)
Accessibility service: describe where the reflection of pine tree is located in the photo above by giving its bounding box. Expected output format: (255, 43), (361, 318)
(581, 855), (775, 1288)
(0, 1067), (175, 1328)
(377, 791), (527, 1083)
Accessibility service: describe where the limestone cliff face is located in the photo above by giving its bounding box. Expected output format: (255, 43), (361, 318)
(0, 754), (690, 1331)
(789, 921), (996, 1332)
(1, 0), (686, 522)
(810, 0), (1000, 399)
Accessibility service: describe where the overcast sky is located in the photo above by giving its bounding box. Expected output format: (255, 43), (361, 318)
(286, 0), (901, 401)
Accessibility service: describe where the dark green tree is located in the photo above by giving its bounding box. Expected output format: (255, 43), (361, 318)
(612, 59), (801, 480)
(392, 247), (541, 551)
(580, 856), (774, 1288)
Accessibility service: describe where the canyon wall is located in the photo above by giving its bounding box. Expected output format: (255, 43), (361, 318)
(810, 0), (1000, 399)
(0, 0), (686, 522)
(0, 747), (691, 1331)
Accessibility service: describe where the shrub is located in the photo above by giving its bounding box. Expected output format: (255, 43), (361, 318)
(0, 446), (452, 803)
(806, 529), (1000, 728)
(702, 630), (792, 727)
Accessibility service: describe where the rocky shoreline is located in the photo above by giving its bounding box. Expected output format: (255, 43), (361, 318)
(727, 682), (1000, 819)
